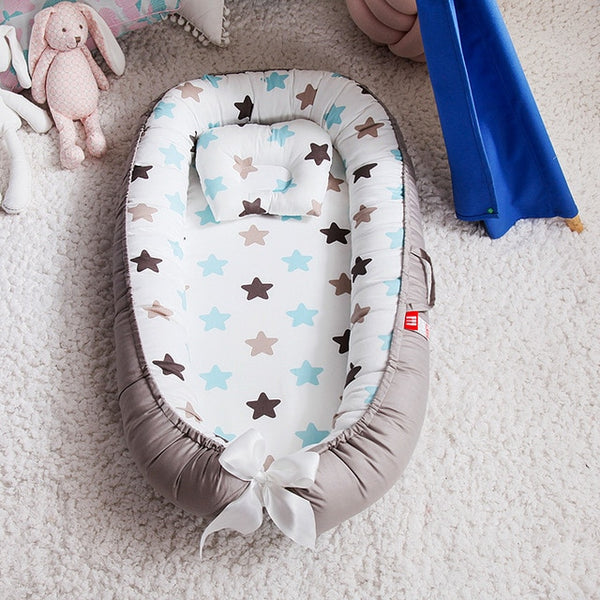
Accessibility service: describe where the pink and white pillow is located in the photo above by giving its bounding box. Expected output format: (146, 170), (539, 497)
(1, 0), (182, 90)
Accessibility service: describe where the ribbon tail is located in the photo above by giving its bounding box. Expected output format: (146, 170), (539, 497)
(200, 482), (264, 558)
(265, 487), (317, 550)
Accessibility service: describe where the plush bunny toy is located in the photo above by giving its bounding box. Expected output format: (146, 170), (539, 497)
(0, 25), (53, 214)
(28, 1), (126, 170)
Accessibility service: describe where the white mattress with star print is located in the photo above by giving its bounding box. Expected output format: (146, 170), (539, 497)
(125, 70), (406, 458)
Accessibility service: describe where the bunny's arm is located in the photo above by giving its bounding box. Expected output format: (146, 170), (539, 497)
(30, 48), (58, 105)
(81, 45), (109, 91)
(0, 90), (53, 133)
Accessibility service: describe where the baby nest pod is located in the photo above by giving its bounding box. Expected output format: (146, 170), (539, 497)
(113, 69), (434, 552)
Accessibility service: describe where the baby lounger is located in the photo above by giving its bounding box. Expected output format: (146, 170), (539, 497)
(113, 69), (434, 551)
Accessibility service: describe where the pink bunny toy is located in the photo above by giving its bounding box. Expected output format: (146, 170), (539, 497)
(28, 1), (125, 170)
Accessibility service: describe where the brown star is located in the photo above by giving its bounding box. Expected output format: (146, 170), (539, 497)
(353, 163), (377, 182)
(246, 392), (281, 419)
(241, 277), (273, 300)
(233, 155), (258, 179)
(152, 353), (185, 380)
(245, 331), (278, 356)
(296, 83), (317, 109)
(131, 164), (153, 181)
(176, 82), (203, 102)
(128, 203), (158, 222)
(328, 273), (352, 295)
(130, 249), (162, 273)
(332, 329), (350, 354)
(239, 224), (269, 246)
(234, 95), (254, 120)
(351, 303), (371, 324)
(304, 143), (331, 165)
(327, 172), (344, 192)
(239, 198), (267, 217)
(142, 300), (173, 320)
(355, 117), (384, 139)
(320, 222), (350, 244)
(306, 200), (322, 217)
(351, 256), (372, 281)
(345, 363), (362, 387)
(179, 402), (202, 422)
(352, 204), (377, 227)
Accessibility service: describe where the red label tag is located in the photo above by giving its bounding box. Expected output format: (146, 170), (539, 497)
(404, 311), (419, 330)
(404, 311), (430, 340)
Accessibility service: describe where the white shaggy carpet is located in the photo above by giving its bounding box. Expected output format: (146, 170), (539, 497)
(1, 1), (598, 597)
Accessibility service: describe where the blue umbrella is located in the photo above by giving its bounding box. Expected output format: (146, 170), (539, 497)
(416, 0), (582, 238)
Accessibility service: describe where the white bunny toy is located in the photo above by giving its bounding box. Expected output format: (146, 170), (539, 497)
(28, 2), (126, 170)
(0, 25), (53, 214)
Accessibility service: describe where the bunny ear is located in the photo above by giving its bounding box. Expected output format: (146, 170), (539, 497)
(4, 26), (32, 89)
(77, 3), (125, 76)
(29, 6), (55, 76)
(0, 26), (12, 73)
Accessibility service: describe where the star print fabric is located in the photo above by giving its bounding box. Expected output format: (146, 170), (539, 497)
(125, 70), (406, 458)
(182, 150), (352, 457)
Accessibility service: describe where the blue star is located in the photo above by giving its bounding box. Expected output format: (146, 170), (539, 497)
(200, 307), (231, 331)
(281, 215), (302, 221)
(214, 427), (236, 442)
(197, 130), (218, 149)
(388, 185), (404, 200)
(153, 101), (176, 119)
(365, 386), (378, 405)
(386, 227), (405, 249)
(201, 74), (222, 88)
(166, 192), (185, 215)
(383, 277), (402, 296)
(273, 178), (297, 193)
(195, 205), (218, 225)
(204, 176), (227, 200)
(290, 361), (323, 386)
(197, 253), (228, 276)
(282, 250), (312, 272)
(169, 240), (183, 259)
(265, 72), (289, 91)
(177, 289), (187, 311)
(295, 422), (329, 447)
(391, 148), (403, 161)
(324, 104), (345, 129)
(379, 332), (393, 351)
(159, 144), (185, 169)
(286, 303), (318, 326)
(268, 125), (295, 147)
(199, 365), (232, 390)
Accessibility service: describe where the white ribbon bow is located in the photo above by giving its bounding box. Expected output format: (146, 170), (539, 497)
(200, 429), (320, 555)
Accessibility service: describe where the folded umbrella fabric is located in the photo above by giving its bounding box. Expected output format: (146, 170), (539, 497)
(416, 0), (580, 238)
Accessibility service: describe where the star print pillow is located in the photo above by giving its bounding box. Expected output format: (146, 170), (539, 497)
(0, 0), (180, 91)
(194, 119), (332, 222)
